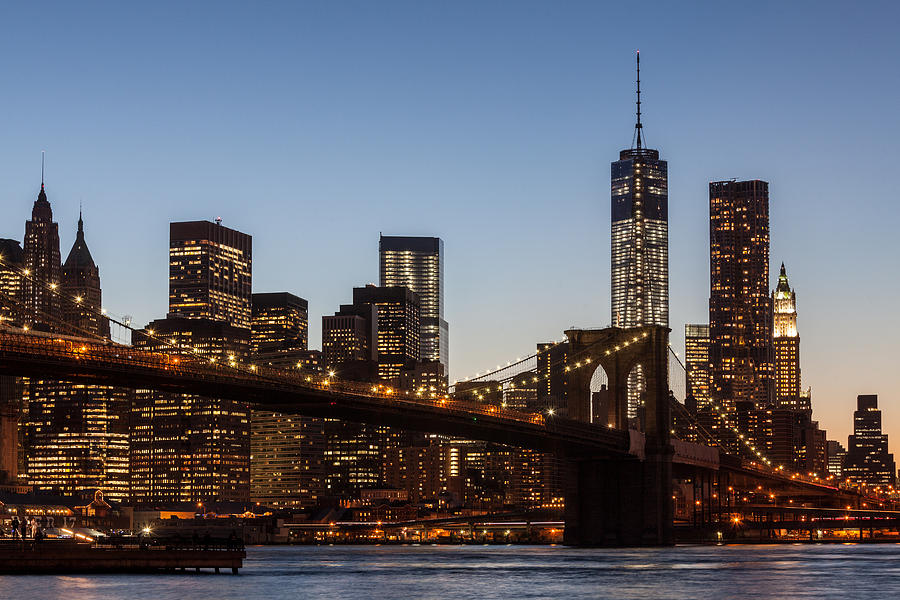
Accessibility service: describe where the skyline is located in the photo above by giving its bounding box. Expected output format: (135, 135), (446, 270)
(1, 1), (898, 445)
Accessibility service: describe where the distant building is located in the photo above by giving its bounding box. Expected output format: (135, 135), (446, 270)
(322, 303), (377, 380)
(22, 182), (61, 331)
(684, 324), (711, 412)
(0, 239), (24, 326)
(709, 179), (774, 410)
(168, 220), (252, 329)
(251, 292), (308, 355)
(380, 235), (448, 377)
(844, 395), (896, 486)
(827, 440), (846, 478)
(61, 213), (110, 339)
(536, 342), (568, 415)
(352, 285), (420, 385)
(773, 264), (803, 410)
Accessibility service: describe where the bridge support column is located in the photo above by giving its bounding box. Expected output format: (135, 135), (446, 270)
(563, 452), (673, 546)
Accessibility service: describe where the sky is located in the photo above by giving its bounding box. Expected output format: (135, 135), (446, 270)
(1, 1), (898, 445)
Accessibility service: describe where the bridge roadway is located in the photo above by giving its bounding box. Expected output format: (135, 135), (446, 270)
(0, 330), (630, 457)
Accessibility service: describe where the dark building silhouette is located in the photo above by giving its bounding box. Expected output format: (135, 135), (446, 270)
(322, 302), (377, 381)
(22, 181), (61, 331)
(249, 292), (324, 509)
(844, 395), (895, 486)
(0, 239), (25, 326)
(708, 179), (774, 411)
(352, 285), (420, 386)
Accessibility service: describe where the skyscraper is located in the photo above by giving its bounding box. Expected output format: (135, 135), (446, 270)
(251, 292), (308, 355)
(168, 220), (252, 329)
(611, 53), (668, 331)
(379, 235), (448, 375)
(772, 264), (802, 410)
(61, 212), (110, 339)
(352, 285), (420, 385)
(0, 239), (24, 326)
(22, 180), (61, 331)
(844, 395), (895, 486)
(131, 219), (253, 504)
(250, 291), (324, 509)
(684, 324), (711, 412)
(708, 179), (774, 410)
(21, 204), (130, 501)
(611, 53), (668, 421)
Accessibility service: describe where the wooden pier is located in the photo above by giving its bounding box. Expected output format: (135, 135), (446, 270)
(0, 540), (246, 574)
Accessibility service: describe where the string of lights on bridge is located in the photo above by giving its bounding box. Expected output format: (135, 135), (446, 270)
(0, 252), (881, 500)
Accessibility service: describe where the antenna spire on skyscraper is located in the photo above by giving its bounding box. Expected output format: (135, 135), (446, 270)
(41, 150), (45, 190)
(633, 51), (645, 150)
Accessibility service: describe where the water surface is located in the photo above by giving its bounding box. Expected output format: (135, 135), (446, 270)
(2, 543), (898, 599)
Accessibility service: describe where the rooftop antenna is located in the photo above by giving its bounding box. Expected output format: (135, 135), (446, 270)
(632, 51), (645, 151)
(41, 151), (45, 189)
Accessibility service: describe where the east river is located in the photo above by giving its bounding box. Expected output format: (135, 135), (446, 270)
(2, 543), (900, 599)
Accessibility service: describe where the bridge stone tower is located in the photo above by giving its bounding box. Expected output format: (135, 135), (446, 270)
(562, 325), (673, 546)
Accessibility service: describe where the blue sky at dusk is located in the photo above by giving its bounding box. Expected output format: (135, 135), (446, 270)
(1, 1), (898, 444)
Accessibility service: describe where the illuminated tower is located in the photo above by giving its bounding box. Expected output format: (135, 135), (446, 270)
(772, 263), (802, 410)
(62, 211), (110, 338)
(611, 52), (668, 420)
(379, 236), (447, 376)
(708, 179), (773, 410)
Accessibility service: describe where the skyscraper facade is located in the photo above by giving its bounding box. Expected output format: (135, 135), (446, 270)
(251, 292), (308, 355)
(772, 264), (802, 410)
(22, 182), (61, 331)
(168, 220), (252, 329)
(0, 238), (24, 326)
(131, 219), (253, 504)
(844, 395), (895, 486)
(611, 54), (668, 421)
(352, 285), (420, 385)
(708, 179), (774, 410)
(250, 292), (324, 509)
(684, 324), (711, 412)
(379, 235), (448, 375)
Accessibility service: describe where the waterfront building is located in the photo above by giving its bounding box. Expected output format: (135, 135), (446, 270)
(130, 219), (253, 505)
(773, 264), (803, 410)
(611, 54), (668, 420)
(168, 220), (252, 329)
(20, 209), (129, 501)
(251, 292), (308, 355)
(249, 292), (324, 509)
(684, 324), (711, 412)
(708, 179), (774, 410)
(131, 317), (251, 504)
(844, 395), (896, 486)
(379, 235), (448, 377)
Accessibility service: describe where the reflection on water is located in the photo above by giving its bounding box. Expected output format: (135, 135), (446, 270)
(2, 544), (900, 599)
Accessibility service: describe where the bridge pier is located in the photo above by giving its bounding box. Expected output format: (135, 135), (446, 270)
(563, 445), (673, 546)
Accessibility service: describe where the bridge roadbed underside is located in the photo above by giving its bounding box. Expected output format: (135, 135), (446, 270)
(0, 543), (246, 574)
